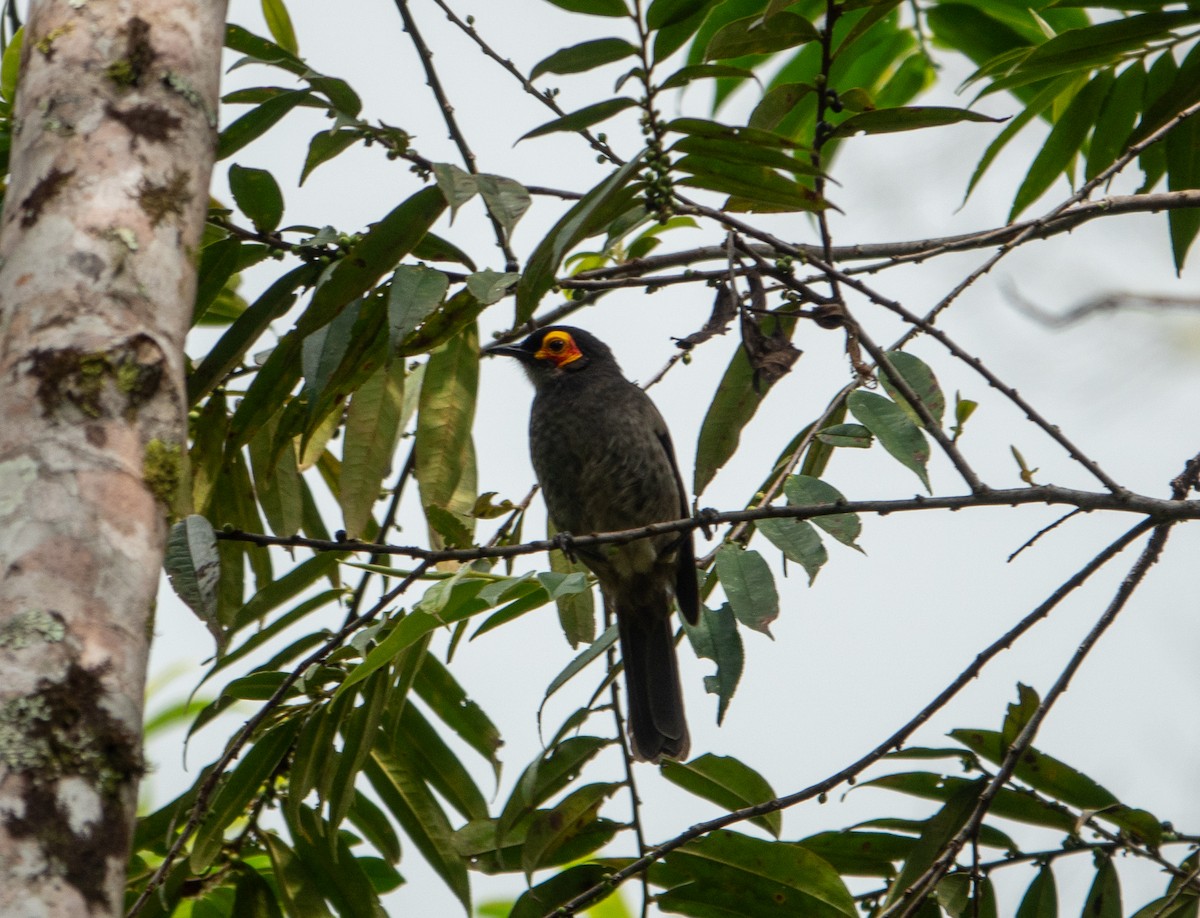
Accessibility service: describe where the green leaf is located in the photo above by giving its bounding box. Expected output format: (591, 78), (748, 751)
(1166, 99), (1200, 272)
(683, 603), (743, 724)
(164, 515), (222, 649)
(862, 772), (1076, 833)
(260, 0), (299, 53)
(647, 0), (710, 30)
(1010, 72), (1111, 220)
(756, 517), (827, 583)
(1083, 858), (1122, 918)
(1016, 865), (1057, 918)
(549, 535), (596, 648)
(218, 89), (311, 160)
(225, 165), (282, 234)
(0, 27), (22, 104)
(516, 154), (643, 322)
(1086, 61), (1145, 181)
(294, 186), (447, 340)
(937, 874), (998, 918)
(499, 736), (611, 842)
(340, 358), (405, 536)
(286, 803), (388, 916)
(658, 830), (857, 918)
(783, 475), (863, 549)
(300, 128), (359, 184)
(387, 264), (449, 349)
(465, 269), (519, 306)
(676, 155), (822, 211)
(518, 97), (639, 142)
(670, 136), (820, 176)
(816, 422), (872, 449)
(832, 106), (1003, 140)
(714, 545), (779, 636)
(694, 313), (797, 494)
(366, 745), (471, 910)
(531, 38), (639, 79)
(394, 704), (489, 822)
(230, 552), (344, 632)
(883, 778), (984, 908)
(662, 754), (782, 837)
(879, 351), (946, 428)
(432, 162), (478, 221)
(511, 864), (615, 918)
(1001, 682), (1040, 748)
(541, 625), (618, 707)
(541, 0), (629, 14)
(188, 263), (320, 404)
(193, 236), (242, 324)
(521, 782), (622, 877)
(798, 830), (912, 877)
(660, 63), (758, 90)
(413, 652), (504, 772)
(847, 389), (931, 491)
(415, 324), (479, 544)
(704, 12), (819, 60)
(262, 833), (335, 918)
(248, 412), (303, 538)
(190, 719), (300, 872)
(476, 174), (532, 239)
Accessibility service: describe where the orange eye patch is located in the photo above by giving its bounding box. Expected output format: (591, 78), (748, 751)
(535, 330), (583, 367)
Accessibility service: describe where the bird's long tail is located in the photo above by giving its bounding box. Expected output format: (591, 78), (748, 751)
(617, 600), (690, 763)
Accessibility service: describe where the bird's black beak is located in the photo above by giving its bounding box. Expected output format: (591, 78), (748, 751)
(485, 343), (533, 362)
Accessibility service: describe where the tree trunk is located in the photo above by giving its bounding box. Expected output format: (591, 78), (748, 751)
(0, 1), (226, 914)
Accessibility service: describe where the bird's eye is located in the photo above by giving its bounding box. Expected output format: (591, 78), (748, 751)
(546, 337), (565, 352)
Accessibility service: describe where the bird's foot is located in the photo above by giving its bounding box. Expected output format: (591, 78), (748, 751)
(697, 506), (720, 539)
(551, 530), (578, 563)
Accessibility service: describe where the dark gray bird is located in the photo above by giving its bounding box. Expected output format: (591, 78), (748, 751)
(492, 326), (698, 762)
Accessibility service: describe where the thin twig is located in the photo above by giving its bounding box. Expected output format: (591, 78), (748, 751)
(392, 0), (518, 270)
(213, 484), (1200, 565)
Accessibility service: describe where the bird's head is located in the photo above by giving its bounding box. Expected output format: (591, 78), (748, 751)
(488, 326), (618, 384)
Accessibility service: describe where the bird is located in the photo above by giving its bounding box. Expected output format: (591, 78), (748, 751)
(491, 325), (698, 762)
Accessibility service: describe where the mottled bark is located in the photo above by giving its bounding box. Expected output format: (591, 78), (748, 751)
(0, 2), (226, 914)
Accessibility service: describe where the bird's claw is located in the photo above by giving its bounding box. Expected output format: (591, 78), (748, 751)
(551, 530), (578, 563)
(697, 507), (720, 539)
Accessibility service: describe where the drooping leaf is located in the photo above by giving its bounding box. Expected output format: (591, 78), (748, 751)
(1010, 72), (1111, 220)
(510, 864), (615, 918)
(301, 128), (360, 184)
(694, 312), (797, 494)
(683, 603), (744, 724)
(387, 264), (450, 349)
(1015, 865), (1058, 918)
(658, 830), (857, 918)
(415, 323), (479, 544)
(847, 389), (931, 491)
(714, 544), (779, 636)
(365, 745), (471, 910)
(340, 358), (405, 537)
(879, 351), (946, 428)
(516, 155), (643, 322)
(164, 515), (222, 649)
(1083, 857), (1122, 918)
(783, 474), (863, 550)
(521, 782), (622, 877)
(883, 778), (985, 908)
(661, 753), (782, 837)
(756, 517), (827, 583)
(476, 174), (532, 239)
